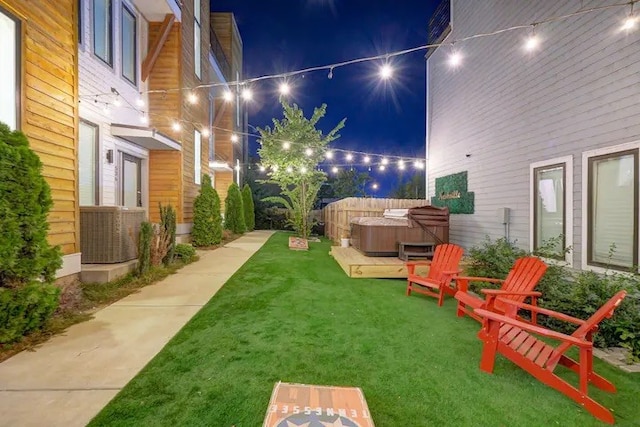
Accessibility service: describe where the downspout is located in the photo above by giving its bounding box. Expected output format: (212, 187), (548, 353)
(425, 57), (430, 200)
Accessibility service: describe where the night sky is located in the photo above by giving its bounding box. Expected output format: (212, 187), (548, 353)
(211, 0), (439, 196)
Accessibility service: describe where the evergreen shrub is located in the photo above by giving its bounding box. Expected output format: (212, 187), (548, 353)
(242, 184), (255, 231)
(160, 203), (177, 265)
(0, 283), (60, 343)
(224, 182), (246, 234)
(138, 222), (152, 276)
(174, 244), (197, 262)
(192, 175), (223, 247)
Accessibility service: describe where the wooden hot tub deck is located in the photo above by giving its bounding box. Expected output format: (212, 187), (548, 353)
(329, 246), (430, 279)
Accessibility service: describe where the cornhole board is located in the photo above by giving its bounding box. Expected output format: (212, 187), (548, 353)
(289, 236), (309, 251)
(263, 382), (374, 427)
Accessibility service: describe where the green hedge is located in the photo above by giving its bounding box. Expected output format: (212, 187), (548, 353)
(0, 283), (60, 344)
(465, 236), (640, 362)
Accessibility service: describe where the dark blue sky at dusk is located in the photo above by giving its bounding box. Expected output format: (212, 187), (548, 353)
(211, 0), (439, 195)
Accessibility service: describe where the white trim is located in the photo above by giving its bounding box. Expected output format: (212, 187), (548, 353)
(529, 155), (573, 267)
(209, 160), (232, 171)
(581, 141), (640, 273)
(56, 253), (82, 278)
(111, 124), (181, 151)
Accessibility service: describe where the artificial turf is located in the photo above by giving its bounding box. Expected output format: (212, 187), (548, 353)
(90, 232), (640, 426)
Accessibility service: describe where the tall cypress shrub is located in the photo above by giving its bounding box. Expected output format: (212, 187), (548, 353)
(241, 184), (255, 231)
(160, 203), (177, 265)
(192, 174), (222, 246)
(224, 182), (246, 234)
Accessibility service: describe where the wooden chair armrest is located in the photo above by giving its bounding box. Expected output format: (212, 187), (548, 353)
(475, 309), (592, 348)
(453, 276), (504, 284)
(496, 300), (586, 325)
(442, 269), (463, 276)
(481, 289), (542, 297)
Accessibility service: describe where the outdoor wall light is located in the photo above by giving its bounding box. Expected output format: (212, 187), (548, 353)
(106, 149), (114, 164)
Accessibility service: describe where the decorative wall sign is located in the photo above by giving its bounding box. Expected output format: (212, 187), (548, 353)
(263, 382), (374, 427)
(431, 171), (475, 214)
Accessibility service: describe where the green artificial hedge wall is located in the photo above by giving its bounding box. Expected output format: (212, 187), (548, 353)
(431, 171), (475, 214)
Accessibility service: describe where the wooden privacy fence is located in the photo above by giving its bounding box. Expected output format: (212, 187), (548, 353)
(322, 197), (429, 243)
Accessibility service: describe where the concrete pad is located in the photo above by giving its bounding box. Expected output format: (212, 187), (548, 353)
(0, 389), (119, 427)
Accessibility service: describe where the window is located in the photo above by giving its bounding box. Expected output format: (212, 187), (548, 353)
(208, 96), (214, 161)
(0, 6), (19, 130)
(194, 0), (201, 79)
(121, 5), (136, 84)
(587, 149), (638, 270)
(93, 0), (113, 66)
(79, 121), (99, 205)
(194, 129), (202, 184)
(78, 0), (82, 45)
(530, 156), (572, 264)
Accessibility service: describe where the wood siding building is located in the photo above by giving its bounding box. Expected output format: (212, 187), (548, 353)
(426, 0), (640, 272)
(0, 0), (81, 278)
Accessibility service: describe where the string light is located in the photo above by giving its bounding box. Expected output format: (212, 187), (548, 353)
(139, 113), (148, 124)
(136, 97), (145, 107)
(188, 92), (198, 104)
(300, 166), (308, 173)
(286, 166), (293, 173)
(346, 153), (354, 161)
(622, 3), (638, 31)
(372, 183), (379, 190)
(223, 90), (233, 102)
(326, 151), (334, 159)
(279, 82), (291, 95)
(272, 165), (279, 171)
(524, 25), (540, 51)
(241, 88), (253, 101)
(172, 122), (181, 131)
(363, 155), (370, 164)
(379, 63), (393, 79)
(332, 166), (339, 173)
(282, 141), (291, 150)
(231, 134), (239, 143)
(305, 148), (313, 156)
(449, 47), (462, 68)
(398, 160), (405, 170)
(379, 165), (386, 171)
(235, 164), (241, 171)
(381, 158), (389, 165)
(259, 165), (266, 172)
(414, 160), (425, 169)
(201, 128), (210, 138)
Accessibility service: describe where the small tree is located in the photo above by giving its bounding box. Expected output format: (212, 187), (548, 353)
(257, 101), (345, 239)
(137, 222), (152, 276)
(242, 184), (255, 231)
(192, 174), (223, 246)
(225, 182), (246, 234)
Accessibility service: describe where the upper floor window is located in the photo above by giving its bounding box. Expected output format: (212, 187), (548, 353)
(194, 0), (201, 79)
(0, 6), (19, 129)
(194, 129), (202, 184)
(530, 156), (573, 264)
(78, 0), (83, 45)
(93, 0), (113, 66)
(121, 5), (137, 84)
(587, 149), (638, 270)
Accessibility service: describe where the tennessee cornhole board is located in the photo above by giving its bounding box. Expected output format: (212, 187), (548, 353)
(263, 382), (374, 427)
(288, 236), (309, 251)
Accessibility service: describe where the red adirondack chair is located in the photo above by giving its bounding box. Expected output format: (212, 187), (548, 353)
(475, 290), (627, 425)
(454, 257), (547, 322)
(406, 243), (464, 306)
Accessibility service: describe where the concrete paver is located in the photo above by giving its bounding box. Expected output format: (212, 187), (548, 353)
(0, 230), (274, 427)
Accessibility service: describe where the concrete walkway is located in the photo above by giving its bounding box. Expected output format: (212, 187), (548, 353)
(0, 230), (274, 427)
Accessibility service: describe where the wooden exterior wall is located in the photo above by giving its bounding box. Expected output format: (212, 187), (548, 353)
(1, 0), (79, 255)
(148, 21), (183, 223)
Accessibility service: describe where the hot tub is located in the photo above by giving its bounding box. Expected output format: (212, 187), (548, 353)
(350, 216), (432, 257)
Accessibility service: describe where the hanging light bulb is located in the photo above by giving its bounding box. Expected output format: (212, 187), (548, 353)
(279, 82), (291, 96)
(139, 113), (148, 124)
(331, 166), (339, 174)
(305, 148), (313, 156)
(272, 165), (279, 172)
(346, 153), (354, 161)
(136, 97), (145, 107)
(241, 87), (253, 101)
(231, 134), (239, 143)
(259, 165), (266, 172)
(300, 166), (308, 173)
(363, 156), (370, 164)
(188, 92), (198, 104)
(201, 127), (210, 138)
(172, 121), (181, 131)
(622, 14), (638, 31)
(414, 160), (425, 169)
(524, 35), (539, 51)
(379, 63), (393, 80)
(372, 183), (379, 190)
(449, 44), (462, 68)
(325, 151), (334, 159)
(223, 90), (233, 102)
(286, 166), (293, 173)
(379, 165), (386, 171)
(381, 158), (389, 165)
(327, 67), (334, 79)
(398, 160), (405, 170)
(282, 141), (291, 150)
(234, 164), (241, 171)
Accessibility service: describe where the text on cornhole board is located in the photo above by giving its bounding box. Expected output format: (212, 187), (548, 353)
(263, 382), (374, 427)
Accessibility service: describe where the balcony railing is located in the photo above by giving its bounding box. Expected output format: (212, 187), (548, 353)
(210, 28), (231, 81)
(426, 0), (451, 59)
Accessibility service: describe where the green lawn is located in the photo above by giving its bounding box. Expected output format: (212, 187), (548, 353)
(90, 233), (640, 426)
